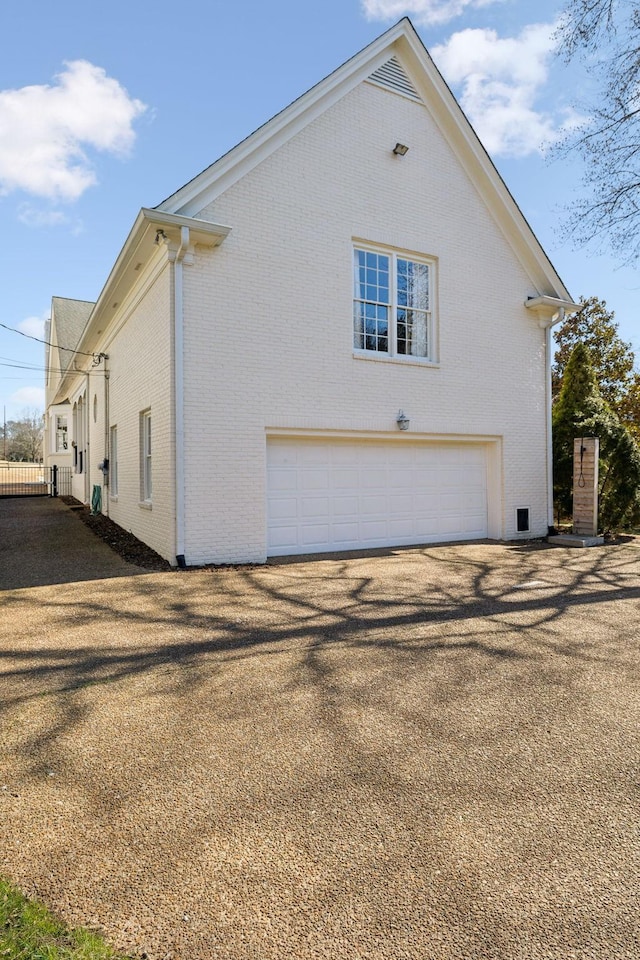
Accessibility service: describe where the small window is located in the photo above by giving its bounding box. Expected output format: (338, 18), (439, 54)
(353, 245), (434, 361)
(110, 425), (118, 496)
(55, 415), (68, 453)
(140, 410), (152, 502)
(516, 507), (530, 533)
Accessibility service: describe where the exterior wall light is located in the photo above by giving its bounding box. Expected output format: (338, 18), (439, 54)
(396, 410), (410, 430)
(393, 143), (409, 156)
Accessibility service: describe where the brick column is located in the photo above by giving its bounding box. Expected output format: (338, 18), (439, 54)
(573, 437), (599, 536)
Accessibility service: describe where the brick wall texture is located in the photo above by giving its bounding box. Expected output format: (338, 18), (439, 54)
(50, 74), (553, 565)
(179, 79), (549, 563)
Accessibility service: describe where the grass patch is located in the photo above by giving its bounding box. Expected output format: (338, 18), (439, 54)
(0, 878), (131, 959)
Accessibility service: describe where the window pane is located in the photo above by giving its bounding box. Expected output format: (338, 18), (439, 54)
(355, 248), (430, 359)
(405, 261), (429, 310)
(55, 416), (68, 452)
(354, 250), (366, 298)
(397, 308), (429, 357)
(358, 304), (388, 352)
(353, 302), (365, 348)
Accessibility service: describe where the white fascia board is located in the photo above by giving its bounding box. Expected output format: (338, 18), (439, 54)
(156, 20), (414, 217)
(51, 209), (231, 402)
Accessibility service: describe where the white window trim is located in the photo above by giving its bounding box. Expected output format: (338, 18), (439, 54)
(140, 409), (152, 504)
(352, 242), (437, 363)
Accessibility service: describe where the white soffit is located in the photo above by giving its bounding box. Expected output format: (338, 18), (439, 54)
(366, 56), (422, 103)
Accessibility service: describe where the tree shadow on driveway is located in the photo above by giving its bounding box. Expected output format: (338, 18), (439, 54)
(1, 535), (639, 959)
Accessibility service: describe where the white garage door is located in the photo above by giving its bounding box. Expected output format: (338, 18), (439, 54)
(267, 438), (488, 556)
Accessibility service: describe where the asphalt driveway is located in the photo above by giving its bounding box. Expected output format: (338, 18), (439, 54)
(0, 497), (148, 589)
(1, 497), (639, 959)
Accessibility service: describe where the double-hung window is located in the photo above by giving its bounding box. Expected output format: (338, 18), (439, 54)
(140, 410), (152, 503)
(55, 415), (68, 452)
(353, 246), (433, 360)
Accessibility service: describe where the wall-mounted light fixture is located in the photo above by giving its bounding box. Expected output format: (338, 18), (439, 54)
(396, 410), (410, 430)
(393, 143), (409, 156)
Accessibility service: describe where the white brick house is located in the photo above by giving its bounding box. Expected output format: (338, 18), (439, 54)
(44, 19), (579, 566)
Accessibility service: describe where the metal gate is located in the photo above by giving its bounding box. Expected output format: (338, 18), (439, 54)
(0, 464), (72, 498)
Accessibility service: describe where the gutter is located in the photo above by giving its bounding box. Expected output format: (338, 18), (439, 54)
(51, 209), (230, 405)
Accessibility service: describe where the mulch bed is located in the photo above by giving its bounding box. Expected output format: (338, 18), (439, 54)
(60, 497), (172, 571)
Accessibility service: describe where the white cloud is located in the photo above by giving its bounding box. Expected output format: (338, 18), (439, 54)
(9, 386), (45, 409)
(18, 313), (47, 339)
(17, 205), (68, 228)
(0, 60), (146, 202)
(17, 203), (85, 234)
(432, 23), (571, 157)
(361, 0), (504, 27)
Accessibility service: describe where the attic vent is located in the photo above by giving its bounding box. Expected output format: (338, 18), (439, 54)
(367, 57), (422, 102)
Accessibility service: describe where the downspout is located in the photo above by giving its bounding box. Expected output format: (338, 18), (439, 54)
(174, 225), (189, 568)
(545, 307), (565, 531)
(85, 372), (90, 505)
(104, 358), (110, 516)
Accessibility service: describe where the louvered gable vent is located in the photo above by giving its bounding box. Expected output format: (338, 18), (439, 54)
(366, 56), (422, 103)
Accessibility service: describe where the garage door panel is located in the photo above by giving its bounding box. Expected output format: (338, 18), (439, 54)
(362, 468), (387, 488)
(334, 468), (359, 488)
(301, 444), (331, 465)
(301, 497), (330, 518)
(415, 516), (440, 537)
(414, 492), (440, 512)
(361, 494), (388, 514)
(388, 468), (413, 487)
(267, 439), (488, 556)
(464, 491), (485, 510)
(333, 495), (359, 515)
(464, 515), (487, 534)
(333, 522), (360, 542)
(301, 470), (330, 491)
(389, 494), (412, 515)
(388, 518), (414, 538)
(269, 525), (299, 549)
(361, 520), (388, 541)
(269, 497), (298, 520)
(302, 524), (330, 545)
(269, 469), (298, 492)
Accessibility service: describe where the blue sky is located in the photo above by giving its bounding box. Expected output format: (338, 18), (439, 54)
(1, 0), (638, 422)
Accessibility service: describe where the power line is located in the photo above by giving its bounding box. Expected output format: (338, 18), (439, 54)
(0, 319), (99, 360)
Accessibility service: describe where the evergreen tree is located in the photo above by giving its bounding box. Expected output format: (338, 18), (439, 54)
(553, 296), (640, 439)
(552, 342), (640, 530)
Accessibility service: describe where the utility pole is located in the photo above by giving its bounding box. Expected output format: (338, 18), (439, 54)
(2, 406), (5, 461)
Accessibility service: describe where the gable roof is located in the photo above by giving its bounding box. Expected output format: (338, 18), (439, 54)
(51, 297), (95, 376)
(156, 17), (574, 303)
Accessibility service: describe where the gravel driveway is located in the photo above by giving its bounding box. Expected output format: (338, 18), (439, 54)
(1, 499), (639, 959)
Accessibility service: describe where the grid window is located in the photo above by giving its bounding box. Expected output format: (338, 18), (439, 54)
(140, 410), (152, 502)
(353, 246), (433, 360)
(55, 415), (68, 453)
